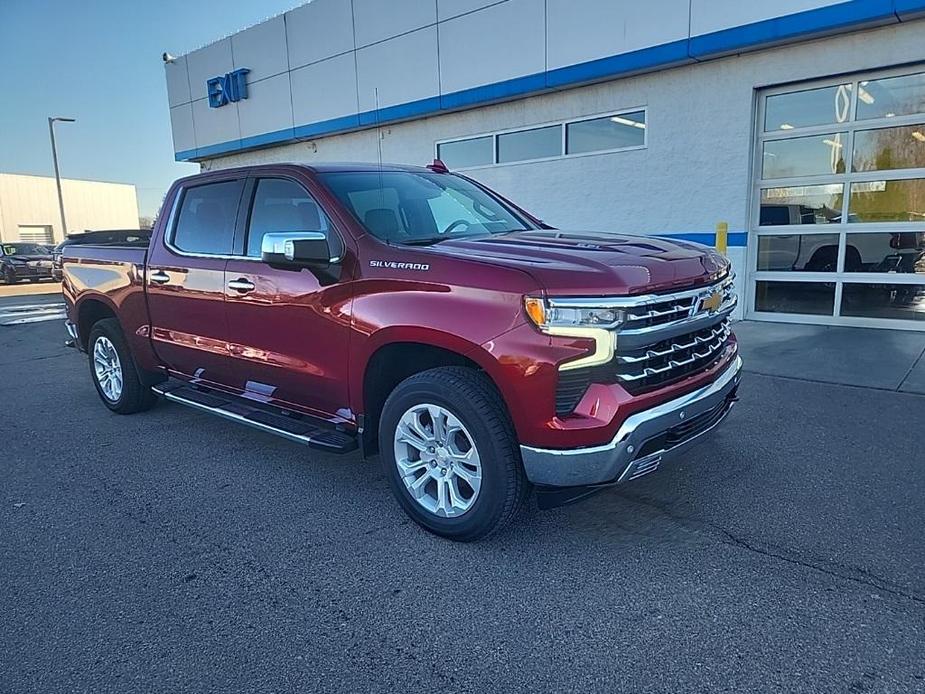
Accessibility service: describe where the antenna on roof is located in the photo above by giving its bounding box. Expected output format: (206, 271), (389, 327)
(374, 87), (386, 226)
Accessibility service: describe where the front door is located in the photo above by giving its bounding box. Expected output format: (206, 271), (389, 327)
(223, 176), (352, 420)
(146, 177), (245, 387)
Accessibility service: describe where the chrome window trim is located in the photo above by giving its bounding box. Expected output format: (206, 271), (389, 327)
(164, 176), (346, 263)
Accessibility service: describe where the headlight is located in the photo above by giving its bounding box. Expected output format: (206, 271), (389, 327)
(524, 296), (621, 370)
(524, 297), (624, 329)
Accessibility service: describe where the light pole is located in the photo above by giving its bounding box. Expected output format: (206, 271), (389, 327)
(48, 116), (76, 238)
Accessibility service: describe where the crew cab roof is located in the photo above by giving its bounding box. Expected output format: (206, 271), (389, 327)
(174, 162), (437, 186)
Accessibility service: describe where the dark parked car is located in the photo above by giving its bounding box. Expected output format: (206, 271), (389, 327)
(52, 229), (151, 280)
(0, 243), (55, 284)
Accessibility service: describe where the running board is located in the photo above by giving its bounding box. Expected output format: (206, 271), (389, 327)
(151, 383), (358, 454)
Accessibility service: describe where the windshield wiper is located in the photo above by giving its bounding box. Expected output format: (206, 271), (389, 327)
(400, 237), (453, 246)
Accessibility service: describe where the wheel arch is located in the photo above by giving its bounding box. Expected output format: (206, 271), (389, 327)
(76, 296), (120, 350)
(357, 331), (508, 456)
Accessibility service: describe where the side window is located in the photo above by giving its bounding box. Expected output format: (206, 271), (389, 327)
(246, 178), (335, 258)
(172, 180), (244, 255)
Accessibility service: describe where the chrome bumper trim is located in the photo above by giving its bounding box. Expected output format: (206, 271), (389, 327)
(520, 355), (742, 487)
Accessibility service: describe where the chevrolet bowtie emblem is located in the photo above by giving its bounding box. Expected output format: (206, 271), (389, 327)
(700, 291), (723, 314)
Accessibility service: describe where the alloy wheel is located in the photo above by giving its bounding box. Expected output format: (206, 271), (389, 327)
(93, 336), (123, 402)
(393, 403), (482, 518)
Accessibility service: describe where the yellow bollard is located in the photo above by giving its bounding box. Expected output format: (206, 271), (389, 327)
(715, 221), (728, 257)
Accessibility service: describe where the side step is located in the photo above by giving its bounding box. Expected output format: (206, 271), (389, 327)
(152, 383), (358, 454)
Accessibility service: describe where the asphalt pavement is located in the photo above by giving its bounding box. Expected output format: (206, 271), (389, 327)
(1, 315), (924, 693)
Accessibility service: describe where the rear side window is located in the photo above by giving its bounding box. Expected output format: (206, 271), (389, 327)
(172, 180), (244, 255)
(246, 178), (337, 258)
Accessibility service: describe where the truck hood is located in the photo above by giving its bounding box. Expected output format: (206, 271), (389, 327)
(421, 230), (729, 295)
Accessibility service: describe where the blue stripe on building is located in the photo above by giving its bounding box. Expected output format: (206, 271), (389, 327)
(176, 0), (925, 162)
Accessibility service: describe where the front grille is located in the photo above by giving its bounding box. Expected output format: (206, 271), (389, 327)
(609, 320), (731, 394)
(552, 274), (737, 416)
(622, 295), (697, 329)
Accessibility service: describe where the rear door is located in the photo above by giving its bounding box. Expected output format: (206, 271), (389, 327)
(222, 174), (352, 419)
(146, 176), (246, 387)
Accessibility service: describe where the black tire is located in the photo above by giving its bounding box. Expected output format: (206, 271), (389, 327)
(87, 318), (157, 414)
(2, 268), (16, 285)
(378, 366), (528, 541)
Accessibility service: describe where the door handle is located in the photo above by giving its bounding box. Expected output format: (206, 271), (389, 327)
(149, 270), (170, 284)
(228, 278), (256, 293)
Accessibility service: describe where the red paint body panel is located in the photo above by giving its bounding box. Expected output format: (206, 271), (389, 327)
(63, 163), (735, 452)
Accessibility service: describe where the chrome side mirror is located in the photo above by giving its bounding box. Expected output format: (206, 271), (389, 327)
(260, 231), (335, 267)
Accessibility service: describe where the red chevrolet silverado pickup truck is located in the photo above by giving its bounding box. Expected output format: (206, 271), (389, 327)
(63, 162), (740, 540)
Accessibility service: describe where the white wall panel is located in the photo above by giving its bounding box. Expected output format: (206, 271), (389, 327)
(438, 0), (545, 94)
(237, 73), (294, 139)
(164, 56), (191, 107)
(356, 27), (439, 111)
(291, 53), (359, 125)
(352, 0), (437, 48)
(690, 0), (844, 36)
(186, 39), (234, 104)
(546, 0), (690, 69)
(192, 96), (240, 148)
(286, 0), (355, 68)
(169, 103), (196, 153)
(231, 14), (288, 81)
(437, 0), (506, 21)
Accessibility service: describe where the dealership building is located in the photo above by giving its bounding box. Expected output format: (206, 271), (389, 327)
(165, 0), (925, 329)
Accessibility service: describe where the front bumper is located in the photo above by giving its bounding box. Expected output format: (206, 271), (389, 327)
(520, 356), (742, 488)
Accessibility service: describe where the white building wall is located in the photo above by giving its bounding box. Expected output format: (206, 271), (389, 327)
(0, 174), (139, 243)
(201, 20), (925, 313)
(168, 0), (909, 161)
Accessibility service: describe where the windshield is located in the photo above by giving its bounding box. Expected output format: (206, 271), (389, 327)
(1, 243), (48, 256)
(319, 171), (534, 244)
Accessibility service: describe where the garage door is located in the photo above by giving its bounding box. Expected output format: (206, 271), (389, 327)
(749, 65), (925, 329)
(17, 225), (54, 245)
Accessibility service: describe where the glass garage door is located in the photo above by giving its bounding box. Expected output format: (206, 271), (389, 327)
(749, 66), (925, 329)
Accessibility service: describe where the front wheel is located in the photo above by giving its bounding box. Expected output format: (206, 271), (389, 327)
(87, 318), (156, 414)
(379, 367), (528, 541)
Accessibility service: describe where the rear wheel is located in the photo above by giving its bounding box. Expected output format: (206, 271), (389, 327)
(87, 318), (156, 414)
(379, 367), (528, 541)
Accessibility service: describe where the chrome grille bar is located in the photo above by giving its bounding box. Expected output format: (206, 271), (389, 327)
(616, 322), (731, 365)
(615, 323), (730, 383)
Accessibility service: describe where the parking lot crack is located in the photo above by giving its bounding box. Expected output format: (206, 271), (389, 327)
(619, 491), (925, 607)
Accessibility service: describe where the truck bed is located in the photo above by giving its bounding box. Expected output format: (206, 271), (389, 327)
(61, 243), (156, 371)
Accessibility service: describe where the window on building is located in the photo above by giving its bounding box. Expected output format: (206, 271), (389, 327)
(761, 133), (846, 179)
(764, 83), (853, 131)
(852, 124), (925, 171)
(435, 109), (647, 168)
(752, 66), (925, 327)
(437, 137), (493, 169)
(566, 111), (645, 154)
(172, 180), (244, 255)
(496, 125), (562, 163)
(246, 178), (333, 258)
(856, 72), (925, 120)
